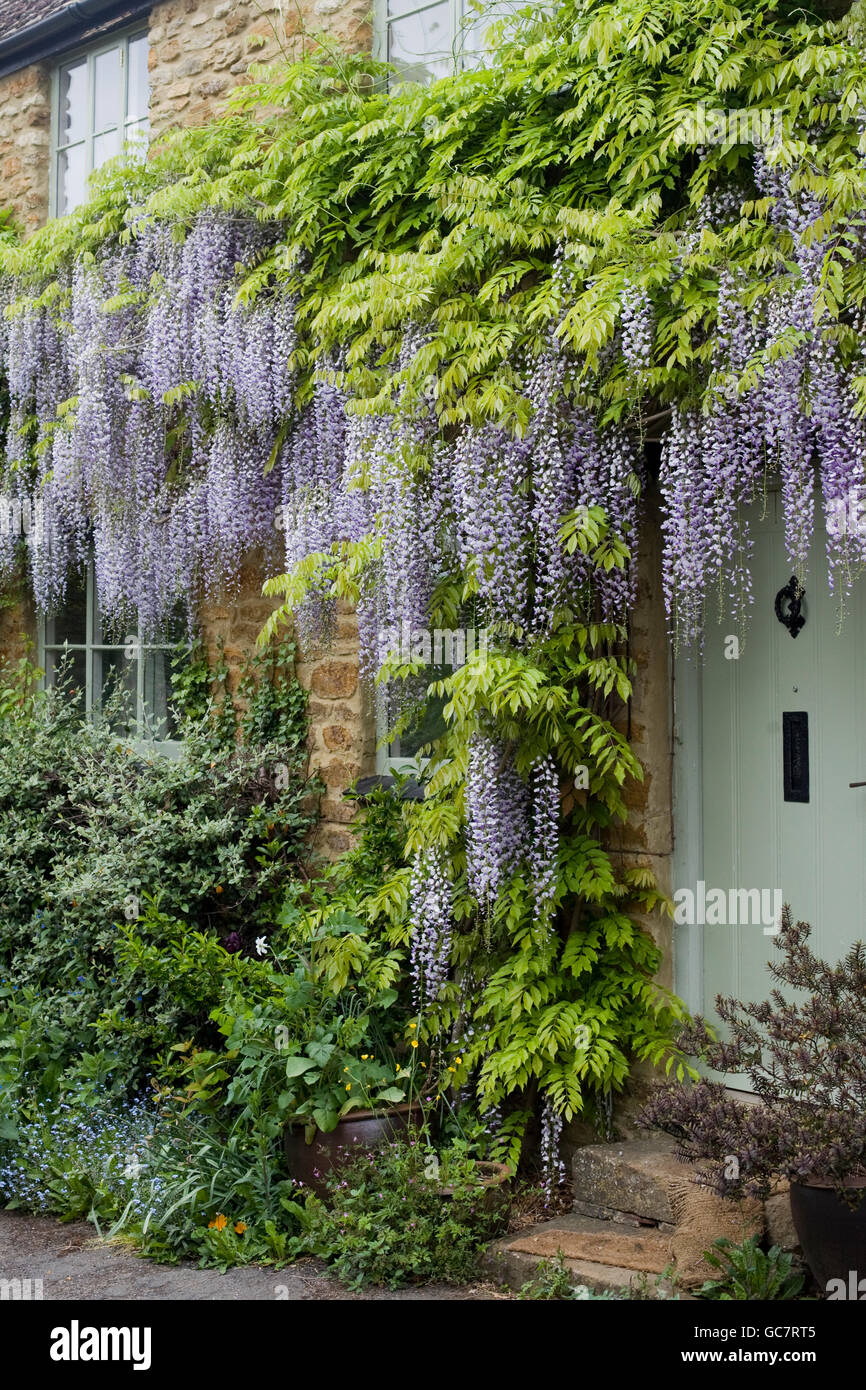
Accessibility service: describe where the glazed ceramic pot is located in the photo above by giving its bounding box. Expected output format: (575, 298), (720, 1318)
(284, 1102), (423, 1192)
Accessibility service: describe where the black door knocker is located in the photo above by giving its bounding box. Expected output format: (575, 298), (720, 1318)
(775, 575), (806, 638)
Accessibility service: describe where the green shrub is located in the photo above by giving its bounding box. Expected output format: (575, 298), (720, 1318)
(305, 1138), (509, 1288)
(0, 640), (317, 1119)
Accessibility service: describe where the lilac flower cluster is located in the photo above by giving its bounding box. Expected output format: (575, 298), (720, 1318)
(465, 734), (529, 910)
(408, 845), (453, 1006)
(0, 212), (296, 636)
(660, 158), (866, 645)
(540, 1092), (567, 1204)
(619, 280), (654, 374)
(529, 754), (560, 930)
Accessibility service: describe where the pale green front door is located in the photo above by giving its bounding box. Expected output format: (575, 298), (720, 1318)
(700, 491), (866, 1032)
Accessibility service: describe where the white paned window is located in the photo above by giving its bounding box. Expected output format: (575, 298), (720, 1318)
(38, 568), (185, 748)
(52, 30), (149, 216)
(377, 668), (450, 774)
(374, 1), (524, 84)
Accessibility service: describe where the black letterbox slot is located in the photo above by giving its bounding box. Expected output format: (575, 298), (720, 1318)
(783, 711), (809, 803)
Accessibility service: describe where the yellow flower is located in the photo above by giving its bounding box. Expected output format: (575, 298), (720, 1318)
(234, 1222), (246, 1234)
(410, 1040), (419, 1049)
(409, 1022), (417, 1030)
(343, 1066), (349, 1072)
(420, 1062), (427, 1069)
(447, 1066), (455, 1073)
(396, 1064), (401, 1071)
(208, 1213), (227, 1232)
(455, 1056), (462, 1064)
(361, 1054), (369, 1060)
(345, 1082), (351, 1091)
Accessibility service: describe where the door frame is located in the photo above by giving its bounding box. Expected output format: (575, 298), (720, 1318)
(671, 647), (704, 1015)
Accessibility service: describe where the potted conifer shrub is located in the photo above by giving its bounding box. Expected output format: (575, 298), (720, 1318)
(639, 908), (866, 1294)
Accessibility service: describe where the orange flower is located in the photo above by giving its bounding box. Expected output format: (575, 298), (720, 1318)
(215, 885), (223, 894)
(208, 1213), (227, 1231)
(235, 1222), (247, 1234)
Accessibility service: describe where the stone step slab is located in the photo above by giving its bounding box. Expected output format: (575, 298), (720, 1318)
(571, 1138), (689, 1225)
(483, 1214), (687, 1299)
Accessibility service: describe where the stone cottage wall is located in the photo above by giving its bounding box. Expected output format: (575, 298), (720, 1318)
(147, 0), (370, 134)
(564, 496), (676, 1149)
(199, 561), (376, 859)
(0, 62), (52, 233)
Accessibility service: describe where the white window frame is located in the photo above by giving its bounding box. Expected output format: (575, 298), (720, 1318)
(373, 0), (508, 82)
(37, 566), (184, 754)
(49, 26), (149, 218)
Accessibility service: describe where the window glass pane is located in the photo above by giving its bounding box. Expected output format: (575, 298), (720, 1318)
(93, 127), (121, 171)
(389, 667), (449, 760)
(458, 2), (523, 65)
(123, 118), (149, 164)
(93, 46), (121, 133)
(127, 34), (149, 122)
(93, 648), (137, 730)
(388, 4), (453, 83)
(57, 144), (87, 215)
(59, 59), (88, 145)
(45, 573), (88, 645)
(45, 648), (87, 705)
(142, 650), (176, 741)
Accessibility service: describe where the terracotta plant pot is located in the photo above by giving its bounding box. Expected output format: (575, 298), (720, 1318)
(284, 1102), (423, 1193)
(789, 1176), (866, 1294)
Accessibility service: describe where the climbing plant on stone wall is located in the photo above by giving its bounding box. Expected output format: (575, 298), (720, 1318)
(1, 0), (866, 1165)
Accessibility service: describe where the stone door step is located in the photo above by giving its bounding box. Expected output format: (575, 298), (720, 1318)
(484, 1214), (685, 1299)
(572, 1137), (690, 1225)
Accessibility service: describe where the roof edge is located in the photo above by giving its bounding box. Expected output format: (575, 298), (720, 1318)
(0, 1), (152, 82)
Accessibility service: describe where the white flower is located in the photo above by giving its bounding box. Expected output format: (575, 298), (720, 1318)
(255, 936), (268, 957)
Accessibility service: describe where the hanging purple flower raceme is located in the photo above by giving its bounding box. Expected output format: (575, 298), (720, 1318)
(540, 1093), (566, 1205)
(465, 734), (529, 911)
(0, 208), (298, 638)
(619, 280), (653, 374)
(658, 405), (711, 647)
(452, 424), (532, 628)
(279, 369), (354, 651)
(408, 845), (453, 1007)
(529, 754), (560, 930)
(525, 332), (573, 634)
(567, 410), (641, 617)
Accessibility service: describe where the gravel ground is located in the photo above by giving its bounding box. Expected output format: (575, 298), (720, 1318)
(0, 1210), (506, 1301)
